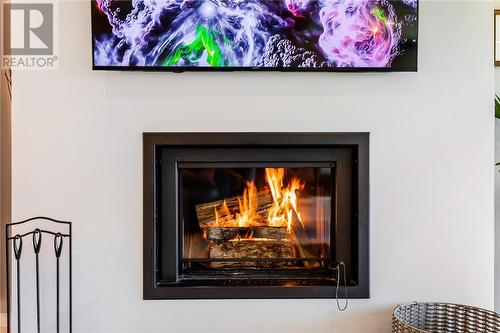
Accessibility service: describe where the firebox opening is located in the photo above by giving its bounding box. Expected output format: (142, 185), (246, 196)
(144, 133), (369, 299)
(179, 165), (334, 277)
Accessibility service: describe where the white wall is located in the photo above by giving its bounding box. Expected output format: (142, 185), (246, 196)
(12, 1), (495, 332)
(495, 1), (500, 313)
(496, 74), (500, 313)
(0, 30), (12, 327)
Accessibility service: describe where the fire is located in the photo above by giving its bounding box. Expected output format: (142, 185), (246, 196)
(265, 168), (305, 233)
(236, 181), (261, 227)
(212, 168), (305, 234)
(214, 200), (237, 227)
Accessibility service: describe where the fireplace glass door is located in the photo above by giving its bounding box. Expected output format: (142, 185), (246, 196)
(180, 165), (333, 278)
(144, 133), (369, 299)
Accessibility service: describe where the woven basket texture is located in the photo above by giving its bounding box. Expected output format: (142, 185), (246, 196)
(392, 303), (500, 333)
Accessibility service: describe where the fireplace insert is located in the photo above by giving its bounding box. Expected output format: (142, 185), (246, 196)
(143, 133), (369, 299)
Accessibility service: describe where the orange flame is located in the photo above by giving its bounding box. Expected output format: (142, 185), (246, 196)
(214, 200), (237, 227)
(236, 181), (261, 227)
(209, 168), (304, 234)
(265, 168), (305, 233)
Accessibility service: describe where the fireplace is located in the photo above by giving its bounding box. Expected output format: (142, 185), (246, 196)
(143, 133), (369, 299)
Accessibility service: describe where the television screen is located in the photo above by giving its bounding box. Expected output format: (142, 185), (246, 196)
(91, 0), (418, 71)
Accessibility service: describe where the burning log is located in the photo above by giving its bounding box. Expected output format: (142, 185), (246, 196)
(195, 190), (274, 228)
(288, 209), (320, 268)
(206, 226), (287, 241)
(206, 227), (244, 241)
(252, 226), (287, 240)
(209, 239), (293, 268)
(196, 169), (316, 269)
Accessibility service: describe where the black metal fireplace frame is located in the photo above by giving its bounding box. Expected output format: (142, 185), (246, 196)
(143, 133), (369, 299)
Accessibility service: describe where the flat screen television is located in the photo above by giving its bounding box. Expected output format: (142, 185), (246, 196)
(91, 0), (418, 72)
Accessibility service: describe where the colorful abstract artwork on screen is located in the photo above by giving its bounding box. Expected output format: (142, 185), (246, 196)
(92, 0), (418, 70)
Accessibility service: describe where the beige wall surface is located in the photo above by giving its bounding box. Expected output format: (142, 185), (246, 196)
(11, 1), (495, 332)
(0, 71), (11, 313)
(0, 68), (11, 316)
(0, 0), (12, 318)
(495, 0), (500, 313)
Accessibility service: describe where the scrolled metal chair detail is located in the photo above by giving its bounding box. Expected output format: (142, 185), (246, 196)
(392, 302), (500, 333)
(5, 217), (72, 333)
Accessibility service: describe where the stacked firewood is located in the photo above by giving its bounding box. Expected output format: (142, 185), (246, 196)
(195, 191), (293, 268)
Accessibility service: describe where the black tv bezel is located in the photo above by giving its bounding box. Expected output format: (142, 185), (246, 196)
(90, 0), (419, 73)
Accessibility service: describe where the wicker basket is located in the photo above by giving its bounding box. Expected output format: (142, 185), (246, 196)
(392, 302), (500, 333)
